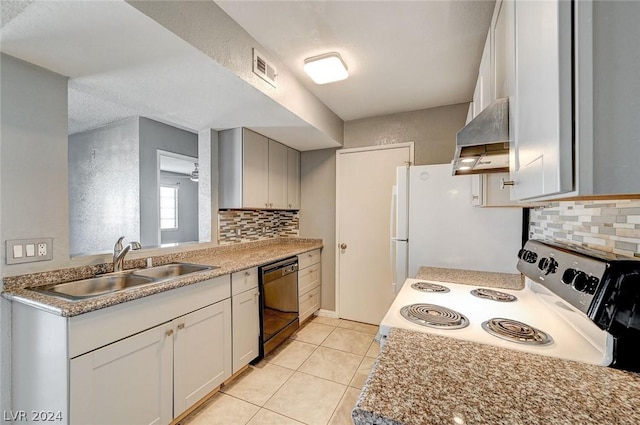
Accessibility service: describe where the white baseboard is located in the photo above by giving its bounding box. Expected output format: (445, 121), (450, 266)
(315, 309), (338, 319)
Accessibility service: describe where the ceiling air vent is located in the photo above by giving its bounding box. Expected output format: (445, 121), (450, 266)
(252, 48), (277, 87)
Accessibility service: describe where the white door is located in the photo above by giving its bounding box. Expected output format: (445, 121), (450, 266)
(70, 323), (173, 425)
(337, 144), (413, 324)
(173, 299), (232, 417)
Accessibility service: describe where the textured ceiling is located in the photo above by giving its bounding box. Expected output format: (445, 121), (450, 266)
(216, 0), (495, 121)
(0, 0), (340, 150)
(1, 0), (494, 148)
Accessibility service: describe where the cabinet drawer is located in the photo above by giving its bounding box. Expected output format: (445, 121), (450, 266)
(298, 263), (320, 295)
(231, 267), (259, 296)
(297, 249), (321, 269)
(299, 286), (320, 323)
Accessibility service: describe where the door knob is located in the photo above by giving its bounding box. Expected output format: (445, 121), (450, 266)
(339, 243), (347, 250)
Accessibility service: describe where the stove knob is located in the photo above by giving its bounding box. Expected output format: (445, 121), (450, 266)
(537, 257), (558, 275)
(519, 249), (538, 263)
(561, 268), (578, 285)
(572, 271), (591, 293)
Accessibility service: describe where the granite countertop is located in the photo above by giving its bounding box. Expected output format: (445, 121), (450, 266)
(1, 238), (322, 317)
(415, 266), (524, 290)
(353, 328), (640, 425)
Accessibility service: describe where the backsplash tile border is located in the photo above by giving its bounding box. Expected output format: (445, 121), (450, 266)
(529, 200), (640, 258)
(218, 209), (299, 245)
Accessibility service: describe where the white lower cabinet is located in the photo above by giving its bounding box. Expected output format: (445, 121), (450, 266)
(70, 323), (174, 425)
(231, 287), (259, 373)
(12, 275), (232, 425)
(231, 267), (260, 374)
(297, 249), (322, 323)
(173, 300), (232, 417)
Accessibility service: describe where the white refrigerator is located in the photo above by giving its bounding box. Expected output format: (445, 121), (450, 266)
(390, 164), (523, 294)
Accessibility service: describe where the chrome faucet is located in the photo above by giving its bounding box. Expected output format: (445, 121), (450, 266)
(113, 236), (142, 272)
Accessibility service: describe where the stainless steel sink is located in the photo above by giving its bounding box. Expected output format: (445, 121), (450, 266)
(32, 262), (215, 301)
(33, 272), (155, 300)
(131, 263), (213, 280)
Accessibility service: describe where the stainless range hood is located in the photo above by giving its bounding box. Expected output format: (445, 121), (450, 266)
(452, 97), (510, 176)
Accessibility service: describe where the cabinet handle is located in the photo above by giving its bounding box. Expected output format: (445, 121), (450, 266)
(166, 329), (174, 337)
(500, 178), (515, 190)
(177, 323), (185, 330)
(288, 204), (292, 208)
(245, 271), (251, 276)
(265, 203), (269, 207)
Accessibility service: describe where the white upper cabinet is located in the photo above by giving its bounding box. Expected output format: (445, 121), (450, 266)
(510, 0), (573, 200)
(287, 147), (301, 210)
(268, 139), (288, 209)
(472, 33), (492, 118)
(242, 129), (270, 208)
(510, 0), (640, 200)
(219, 128), (302, 209)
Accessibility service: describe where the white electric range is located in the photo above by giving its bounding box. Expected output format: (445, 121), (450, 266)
(379, 240), (640, 371)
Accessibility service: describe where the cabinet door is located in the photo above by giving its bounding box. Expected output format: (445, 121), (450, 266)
(268, 139), (288, 209)
(287, 147), (301, 210)
(173, 299), (232, 417)
(479, 32), (493, 110)
(511, 0), (573, 200)
(70, 323), (173, 425)
(232, 287), (260, 374)
(243, 129), (269, 208)
(493, 0), (515, 100)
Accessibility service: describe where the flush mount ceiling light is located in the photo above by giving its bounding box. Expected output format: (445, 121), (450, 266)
(304, 52), (349, 84)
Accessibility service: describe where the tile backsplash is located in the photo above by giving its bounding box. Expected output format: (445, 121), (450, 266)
(218, 210), (299, 245)
(529, 200), (640, 258)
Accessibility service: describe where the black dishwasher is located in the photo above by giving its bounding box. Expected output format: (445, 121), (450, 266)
(258, 257), (299, 358)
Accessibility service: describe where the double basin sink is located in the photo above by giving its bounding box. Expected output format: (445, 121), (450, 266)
(33, 263), (216, 301)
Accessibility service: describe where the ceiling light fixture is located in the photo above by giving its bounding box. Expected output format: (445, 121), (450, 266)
(190, 163), (199, 182)
(304, 52), (349, 84)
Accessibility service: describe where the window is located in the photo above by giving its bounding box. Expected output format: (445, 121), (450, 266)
(160, 185), (178, 230)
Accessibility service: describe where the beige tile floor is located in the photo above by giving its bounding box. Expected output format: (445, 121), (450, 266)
(179, 316), (380, 425)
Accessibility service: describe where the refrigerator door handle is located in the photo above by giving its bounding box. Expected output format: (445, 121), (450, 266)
(390, 186), (397, 292)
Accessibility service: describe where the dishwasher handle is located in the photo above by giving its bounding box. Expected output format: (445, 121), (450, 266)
(261, 257), (298, 282)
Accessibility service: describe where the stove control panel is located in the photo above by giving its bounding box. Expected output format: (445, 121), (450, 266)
(517, 240), (607, 315)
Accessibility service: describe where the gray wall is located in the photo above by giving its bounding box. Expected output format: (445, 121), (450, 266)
(0, 53), (69, 414)
(344, 103), (469, 165)
(139, 117), (198, 248)
(68, 118), (140, 255)
(160, 171), (199, 245)
(299, 149), (338, 311)
(1, 54), (70, 275)
(299, 103), (468, 312)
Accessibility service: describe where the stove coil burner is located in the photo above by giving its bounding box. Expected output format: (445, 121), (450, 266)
(410, 282), (450, 293)
(481, 318), (553, 346)
(400, 304), (469, 329)
(470, 288), (517, 302)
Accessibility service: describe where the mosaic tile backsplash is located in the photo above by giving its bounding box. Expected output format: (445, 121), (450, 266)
(218, 210), (299, 245)
(529, 200), (640, 258)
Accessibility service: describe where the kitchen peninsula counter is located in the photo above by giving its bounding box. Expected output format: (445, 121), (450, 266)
(353, 327), (640, 425)
(2, 238), (322, 317)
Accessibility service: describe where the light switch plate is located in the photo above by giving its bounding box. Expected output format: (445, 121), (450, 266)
(6, 238), (53, 264)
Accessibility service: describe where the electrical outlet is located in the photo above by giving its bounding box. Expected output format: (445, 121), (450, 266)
(6, 238), (53, 264)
